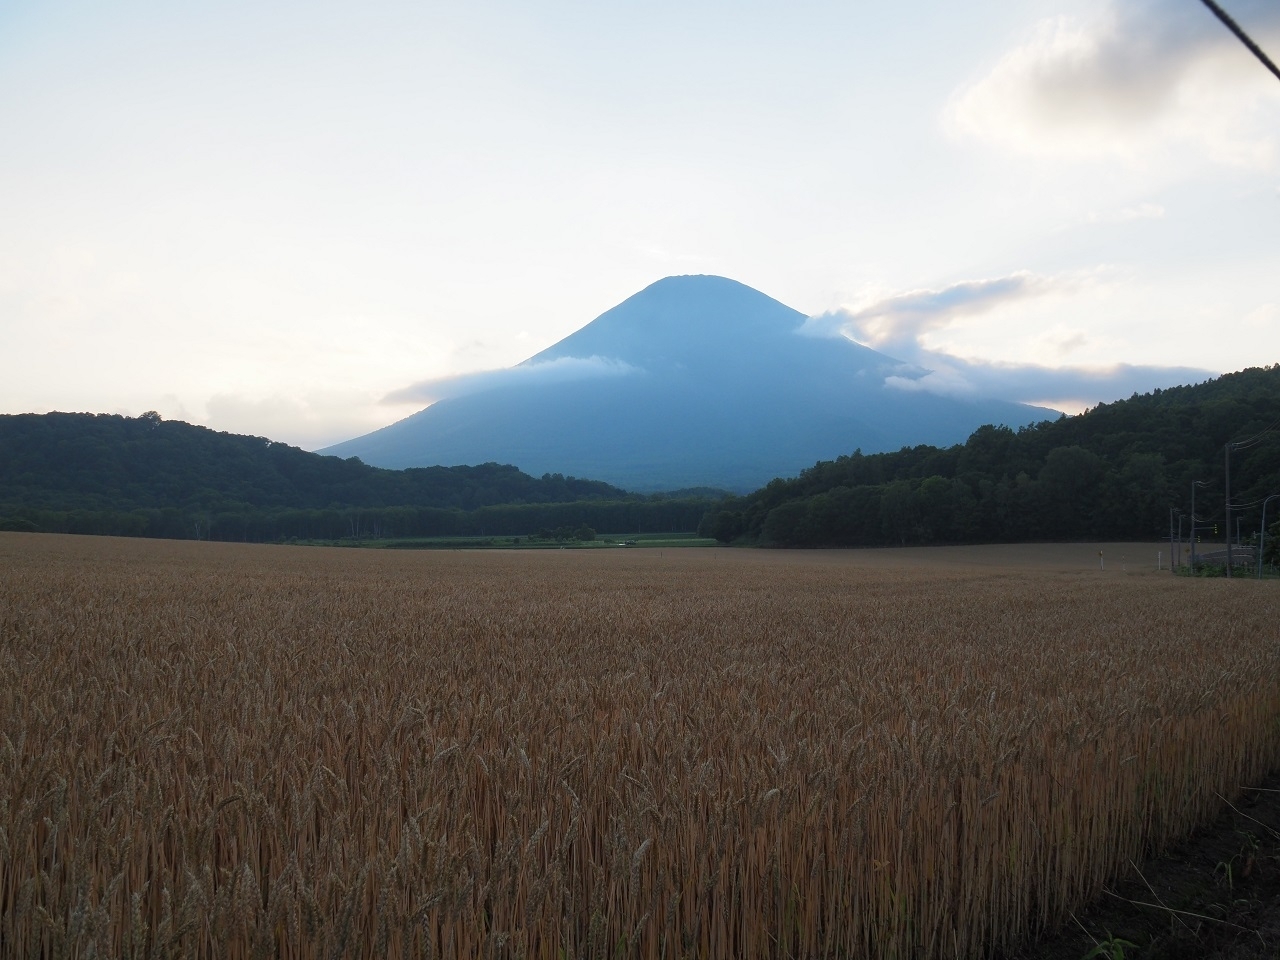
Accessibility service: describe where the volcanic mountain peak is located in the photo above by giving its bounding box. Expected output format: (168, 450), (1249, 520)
(525, 275), (819, 371)
(322, 276), (1048, 490)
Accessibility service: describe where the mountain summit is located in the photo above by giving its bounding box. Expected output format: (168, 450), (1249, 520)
(322, 276), (1052, 490)
(528, 275), (817, 367)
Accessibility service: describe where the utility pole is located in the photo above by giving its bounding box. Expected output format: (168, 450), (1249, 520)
(1261, 495), (1280, 579)
(1191, 479), (1209, 572)
(1225, 444), (1233, 577)
(1176, 513), (1184, 570)
(1169, 507), (1175, 573)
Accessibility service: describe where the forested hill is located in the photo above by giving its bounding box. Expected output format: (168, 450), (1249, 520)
(698, 365), (1280, 548)
(0, 412), (726, 541)
(0, 412), (629, 512)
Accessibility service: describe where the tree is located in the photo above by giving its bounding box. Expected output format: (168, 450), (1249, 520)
(698, 510), (744, 544)
(762, 501), (808, 545)
(1038, 446), (1104, 537)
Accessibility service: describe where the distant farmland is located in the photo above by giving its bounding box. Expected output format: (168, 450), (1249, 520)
(2, 534), (1277, 958)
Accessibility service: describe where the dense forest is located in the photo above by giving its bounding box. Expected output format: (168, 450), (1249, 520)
(698, 366), (1280, 554)
(0, 412), (715, 540)
(7, 367), (1280, 549)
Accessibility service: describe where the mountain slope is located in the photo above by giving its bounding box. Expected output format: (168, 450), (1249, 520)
(324, 276), (1056, 490)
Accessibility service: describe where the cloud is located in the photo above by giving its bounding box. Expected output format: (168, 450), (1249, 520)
(1047, 329), (1089, 354)
(1086, 202), (1166, 223)
(805, 271), (1215, 410)
(885, 355), (1214, 410)
(383, 355), (641, 405)
(1242, 302), (1278, 330)
(634, 241), (711, 265)
(802, 272), (1067, 356)
(948, 0), (1280, 167)
(204, 391), (395, 451)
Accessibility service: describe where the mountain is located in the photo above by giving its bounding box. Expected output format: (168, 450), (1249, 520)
(323, 276), (1057, 491)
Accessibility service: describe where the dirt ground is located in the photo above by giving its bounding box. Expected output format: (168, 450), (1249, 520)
(1006, 771), (1280, 959)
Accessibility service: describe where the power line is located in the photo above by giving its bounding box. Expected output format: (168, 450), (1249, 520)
(1229, 415), (1280, 449)
(1229, 495), (1276, 510)
(1197, 0), (1280, 82)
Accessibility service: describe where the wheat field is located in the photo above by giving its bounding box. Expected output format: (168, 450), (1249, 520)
(1, 533), (1277, 958)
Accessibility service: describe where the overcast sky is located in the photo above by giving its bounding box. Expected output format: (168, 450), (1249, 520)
(2, 0), (1277, 449)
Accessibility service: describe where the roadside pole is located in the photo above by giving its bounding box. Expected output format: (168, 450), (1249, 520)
(1226, 444), (1233, 577)
(1261, 495), (1280, 579)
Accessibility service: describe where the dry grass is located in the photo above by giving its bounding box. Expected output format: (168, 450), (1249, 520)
(1, 532), (1277, 959)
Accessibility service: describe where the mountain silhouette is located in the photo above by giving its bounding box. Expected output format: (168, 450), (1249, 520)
(322, 276), (1054, 490)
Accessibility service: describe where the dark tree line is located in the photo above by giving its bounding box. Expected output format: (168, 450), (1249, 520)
(0, 499), (710, 542)
(0, 411), (634, 511)
(699, 366), (1280, 552)
(8, 368), (1279, 550)
(0, 412), (715, 540)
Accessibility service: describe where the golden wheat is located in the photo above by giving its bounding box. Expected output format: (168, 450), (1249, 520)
(1, 533), (1277, 958)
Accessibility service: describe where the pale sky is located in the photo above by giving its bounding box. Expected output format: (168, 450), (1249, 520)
(2, 0), (1278, 449)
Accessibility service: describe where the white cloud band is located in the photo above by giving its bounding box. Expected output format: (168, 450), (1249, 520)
(805, 270), (1215, 408)
(383, 355), (641, 406)
(802, 271), (1066, 356)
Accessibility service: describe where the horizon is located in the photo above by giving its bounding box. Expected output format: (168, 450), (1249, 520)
(2, 1), (1278, 450)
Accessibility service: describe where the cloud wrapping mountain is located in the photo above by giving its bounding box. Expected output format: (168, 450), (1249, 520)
(322, 276), (1208, 491)
(384, 356), (641, 405)
(805, 273), (1213, 408)
(885, 356), (1214, 410)
(802, 273), (1062, 356)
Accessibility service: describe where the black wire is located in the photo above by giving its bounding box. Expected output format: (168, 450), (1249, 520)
(1228, 414), (1280, 450)
(1189, 510), (1225, 523)
(1198, 0), (1280, 82)
(1229, 495), (1277, 510)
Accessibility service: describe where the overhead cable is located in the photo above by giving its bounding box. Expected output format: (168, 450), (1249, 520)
(1197, 0), (1280, 82)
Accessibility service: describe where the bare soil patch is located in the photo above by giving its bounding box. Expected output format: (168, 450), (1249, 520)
(1009, 771), (1280, 959)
